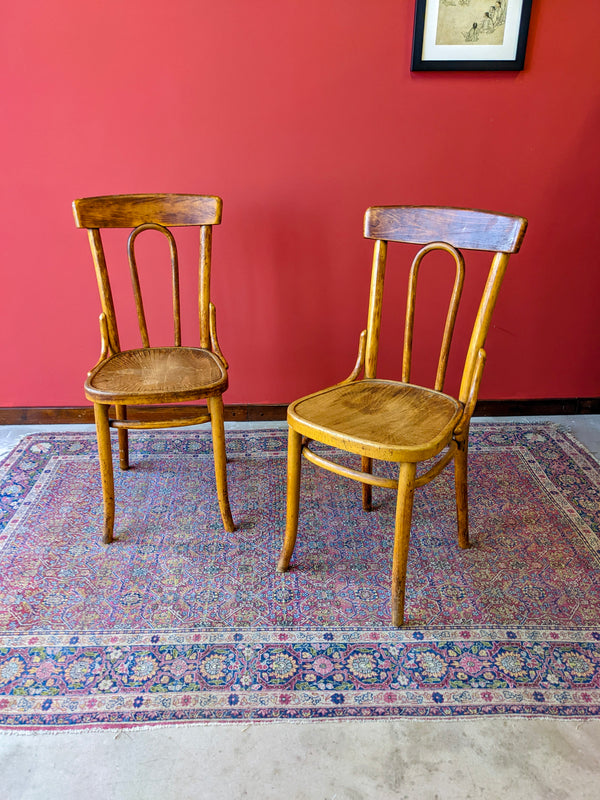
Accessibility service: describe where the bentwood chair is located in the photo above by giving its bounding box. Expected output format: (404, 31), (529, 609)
(277, 206), (527, 626)
(73, 193), (235, 543)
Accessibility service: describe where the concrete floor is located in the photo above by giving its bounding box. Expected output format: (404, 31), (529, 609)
(1, 416), (599, 800)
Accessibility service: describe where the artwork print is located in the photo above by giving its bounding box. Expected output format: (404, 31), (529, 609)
(437, 0), (508, 46)
(411, 0), (531, 71)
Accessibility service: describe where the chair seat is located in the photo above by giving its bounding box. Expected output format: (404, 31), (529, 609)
(85, 347), (228, 404)
(288, 379), (463, 462)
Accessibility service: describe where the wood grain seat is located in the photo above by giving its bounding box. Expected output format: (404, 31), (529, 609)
(85, 347), (228, 404)
(289, 381), (462, 462)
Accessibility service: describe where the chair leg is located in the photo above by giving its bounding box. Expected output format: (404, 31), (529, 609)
(93, 402), (115, 544)
(361, 456), (373, 511)
(391, 462), (417, 627)
(207, 395), (235, 533)
(455, 436), (470, 549)
(277, 427), (302, 572)
(115, 404), (129, 470)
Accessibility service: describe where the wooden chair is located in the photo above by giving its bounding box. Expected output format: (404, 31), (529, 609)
(72, 193), (235, 543)
(277, 206), (527, 626)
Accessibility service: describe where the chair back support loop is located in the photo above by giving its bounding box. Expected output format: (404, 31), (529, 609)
(361, 206), (527, 400)
(127, 223), (181, 348)
(73, 193), (224, 354)
(403, 242), (465, 391)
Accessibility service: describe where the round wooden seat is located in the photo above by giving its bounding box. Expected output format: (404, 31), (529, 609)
(289, 379), (462, 462)
(85, 347), (228, 404)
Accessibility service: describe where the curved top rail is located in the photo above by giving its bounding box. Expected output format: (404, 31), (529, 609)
(364, 206), (527, 253)
(73, 194), (222, 229)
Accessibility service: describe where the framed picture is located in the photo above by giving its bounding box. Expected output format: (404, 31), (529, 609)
(411, 0), (532, 71)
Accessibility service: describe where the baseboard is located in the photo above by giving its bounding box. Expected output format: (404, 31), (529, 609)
(0, 398), (598, 425)
(0, 404), (287, 425)
(474, 397), (600, 416)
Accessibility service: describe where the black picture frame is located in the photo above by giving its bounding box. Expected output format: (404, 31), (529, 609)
(411, 0), (532, 71)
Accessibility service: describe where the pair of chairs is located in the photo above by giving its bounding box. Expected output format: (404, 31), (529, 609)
(73, 194), (527, 626)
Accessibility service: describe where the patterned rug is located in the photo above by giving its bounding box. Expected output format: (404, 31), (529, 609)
(0, 424), (599, 730)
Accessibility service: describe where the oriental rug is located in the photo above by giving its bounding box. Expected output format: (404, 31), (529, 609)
(0, 424), (599, 730)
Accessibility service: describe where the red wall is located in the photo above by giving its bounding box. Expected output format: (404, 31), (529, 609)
(2, 1), (599, 406)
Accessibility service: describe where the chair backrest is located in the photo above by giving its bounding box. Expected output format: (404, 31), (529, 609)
(72, 193), (222, 354)
(363, 206), (527, 404)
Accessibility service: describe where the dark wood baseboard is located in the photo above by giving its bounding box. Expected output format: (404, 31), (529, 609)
(0, 398), (598, 425)
(473, 397), (600, 416)
(0, 404), (288, 425)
